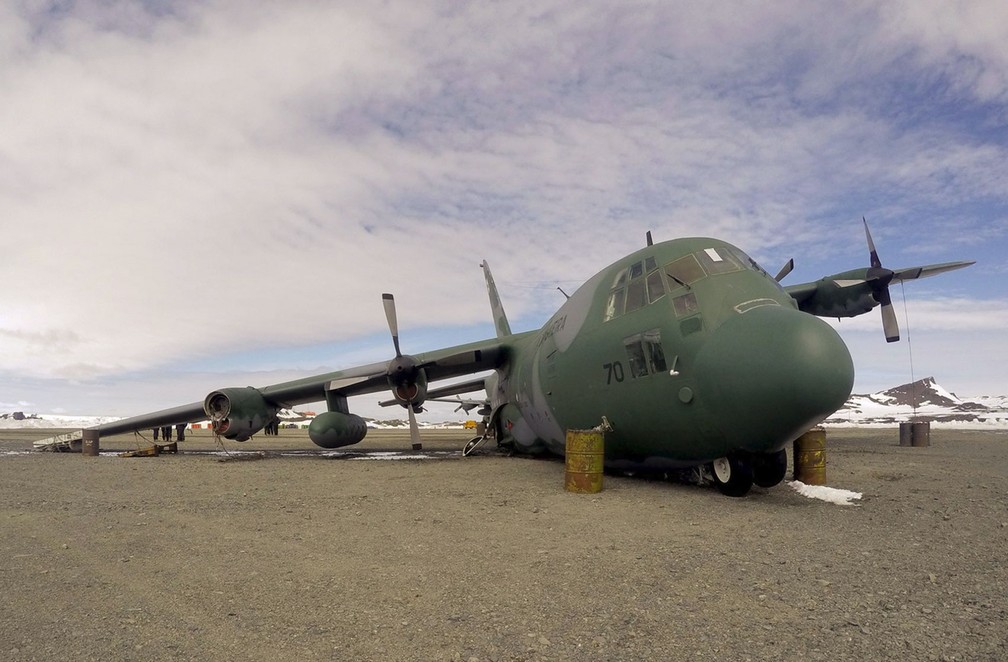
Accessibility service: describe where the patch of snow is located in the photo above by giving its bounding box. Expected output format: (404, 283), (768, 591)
(788, 481), (862, 505)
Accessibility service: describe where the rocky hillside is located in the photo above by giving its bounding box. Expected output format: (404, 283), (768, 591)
(825, 377), (1008, 428)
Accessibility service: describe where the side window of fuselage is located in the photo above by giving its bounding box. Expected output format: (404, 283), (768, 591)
(623, 329), (667, 378)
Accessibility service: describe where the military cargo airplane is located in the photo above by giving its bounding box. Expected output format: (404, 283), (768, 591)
(79, 221), (972, 496)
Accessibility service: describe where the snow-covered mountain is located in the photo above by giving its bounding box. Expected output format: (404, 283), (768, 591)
(825, 377), (1008, 429)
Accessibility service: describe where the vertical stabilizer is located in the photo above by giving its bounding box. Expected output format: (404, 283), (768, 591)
(480, 260), (512, 338)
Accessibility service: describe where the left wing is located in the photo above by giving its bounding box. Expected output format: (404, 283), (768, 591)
(87, 335), (515, 442)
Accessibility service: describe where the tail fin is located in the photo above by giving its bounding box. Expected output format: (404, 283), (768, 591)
(480, 260), (512, 338)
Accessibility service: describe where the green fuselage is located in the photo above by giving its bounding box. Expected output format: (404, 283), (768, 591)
(492, 238), (854, 470)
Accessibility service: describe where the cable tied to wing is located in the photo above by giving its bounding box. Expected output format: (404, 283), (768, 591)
(212, 429), (232, 457)
(900, 280), (917, 417)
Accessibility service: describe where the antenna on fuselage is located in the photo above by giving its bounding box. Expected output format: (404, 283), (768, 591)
(646, 231), (653, 247)
(556, 286), (570, 300)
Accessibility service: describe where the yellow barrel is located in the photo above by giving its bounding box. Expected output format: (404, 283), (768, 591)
(82, 429), (100, 457)
(564, 429), (604, 493)
(793, 428), (826, 485)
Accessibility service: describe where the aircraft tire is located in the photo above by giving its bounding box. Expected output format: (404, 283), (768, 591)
(463, 436), (484, 456)
(710, 455), (753, 497)
(752, 449), (788, 488)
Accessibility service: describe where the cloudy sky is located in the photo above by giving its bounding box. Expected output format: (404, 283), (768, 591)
(2, 1), (1006, 419)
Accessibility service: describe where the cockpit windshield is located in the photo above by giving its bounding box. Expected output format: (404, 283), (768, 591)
(603, 245), (780, 322)
(666, 245), (774, 287)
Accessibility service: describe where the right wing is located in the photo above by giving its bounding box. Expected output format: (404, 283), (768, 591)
(784, 220), (973, 342)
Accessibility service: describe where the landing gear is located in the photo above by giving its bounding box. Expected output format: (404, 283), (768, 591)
(751, 449), (788, 488)
(463, 435), (487, 456)
(710, 454), (754, 497)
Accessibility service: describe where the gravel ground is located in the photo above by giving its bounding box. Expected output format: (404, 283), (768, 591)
(1, 427), (1006, 661)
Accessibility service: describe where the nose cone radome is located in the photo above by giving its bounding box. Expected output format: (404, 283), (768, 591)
(693, 306), (854, 452)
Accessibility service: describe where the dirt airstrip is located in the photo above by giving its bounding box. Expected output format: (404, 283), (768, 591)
(1, 427), (1006, 661)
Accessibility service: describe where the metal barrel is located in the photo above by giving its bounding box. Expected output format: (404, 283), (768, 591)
(899, 422), (913, 447)
(910, 421), (931, 447)
(793, 428), (826, 485)
(82, 429), (100, 457)
(564, 429), (604, 493)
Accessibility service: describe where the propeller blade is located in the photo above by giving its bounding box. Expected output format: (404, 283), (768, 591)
(774, 258), (794, 282)
(877, 287), (900, 342)
(863, 217), (882, 269)
(382, 293), (402, 357)
(893, 260), (975, 281)
(407, 405), (422, 450)
(892, 267), (923, 281)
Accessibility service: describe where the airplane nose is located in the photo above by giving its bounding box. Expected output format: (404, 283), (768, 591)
(693, 305), (854, 452)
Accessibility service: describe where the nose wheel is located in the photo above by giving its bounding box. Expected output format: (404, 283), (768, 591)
(751, 449), (788, 487)
(710, 454), (754, 497)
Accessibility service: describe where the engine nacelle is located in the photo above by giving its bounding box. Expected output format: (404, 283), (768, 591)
(797, 273), (878, 318)
(387, 361), (428, 408)
(203, 387), (277, 441)
(308, 411), (368, 449)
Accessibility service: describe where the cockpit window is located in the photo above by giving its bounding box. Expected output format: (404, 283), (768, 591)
(672, 292), (699, 317)
(646, 269), (665, 303)
(604, 257), (666, 321)
(726, 246), (787, 291)
(665, 254), (706, 287)
(727, 246), (768, 276)
(625, 277), (647, 314)
(603, 287), (626, 322)
(697, 247), (743, 275)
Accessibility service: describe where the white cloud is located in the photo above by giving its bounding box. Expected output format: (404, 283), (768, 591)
(879, 0), (1008, 104)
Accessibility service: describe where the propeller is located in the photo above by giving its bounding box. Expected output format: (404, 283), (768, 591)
(774, 258), (794, 282)
(862, 218), (900, 343)
(382, 293), (402, 357)
(382, 293), (423, 450)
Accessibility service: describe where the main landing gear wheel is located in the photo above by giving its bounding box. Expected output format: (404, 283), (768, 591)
(710, 454), (754, 497)
(752, 449), (788, 488)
